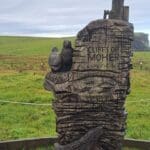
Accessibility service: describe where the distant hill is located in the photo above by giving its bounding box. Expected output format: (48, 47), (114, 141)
(134, 33), (149, 51)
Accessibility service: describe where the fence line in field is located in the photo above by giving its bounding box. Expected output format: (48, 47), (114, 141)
(0, 100), (52, 106)
(0, 99), (149, 107)
(127, 99), (150, 103)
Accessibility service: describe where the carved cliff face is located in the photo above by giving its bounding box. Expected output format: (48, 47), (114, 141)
(73, 19), (133, 72)
(44, 19), (133, 150)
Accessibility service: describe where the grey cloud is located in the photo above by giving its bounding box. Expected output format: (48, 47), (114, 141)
(0, 0), (149, 38)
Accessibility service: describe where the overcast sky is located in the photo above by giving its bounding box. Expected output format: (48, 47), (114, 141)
(0, 0), (149, 39)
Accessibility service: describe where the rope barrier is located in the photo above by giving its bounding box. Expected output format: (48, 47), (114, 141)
(0, 99), (149, 106)
(0, 100), (52, 106)
(126, 99), (150, 103)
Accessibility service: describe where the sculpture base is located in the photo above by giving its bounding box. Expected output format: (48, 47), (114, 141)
(54, 127), (103, 150)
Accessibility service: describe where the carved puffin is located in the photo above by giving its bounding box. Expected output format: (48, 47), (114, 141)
(48, 47), (62, 72)
(61, 40), (73, 71)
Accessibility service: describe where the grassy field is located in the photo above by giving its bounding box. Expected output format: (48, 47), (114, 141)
(0, 36), (150, 142)
(0, 36), (75, 56)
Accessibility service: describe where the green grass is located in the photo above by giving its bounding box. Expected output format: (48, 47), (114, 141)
(0, 36), (149, 142)
(0, 36), (75, 56)
(0, 104), (56, 140)
(0, 72), (53, 102)
(132, 51), (150, 71)
(126, 70), (150, 140)
(0, 72), (56, 140)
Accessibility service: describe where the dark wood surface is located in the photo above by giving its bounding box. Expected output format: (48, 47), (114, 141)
(0, 137), (57, 150)
(0, 137), (149, 150)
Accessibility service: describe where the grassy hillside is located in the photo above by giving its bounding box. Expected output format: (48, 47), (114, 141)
(0, 36), (75, 56)
(0, 36), (150, 141)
